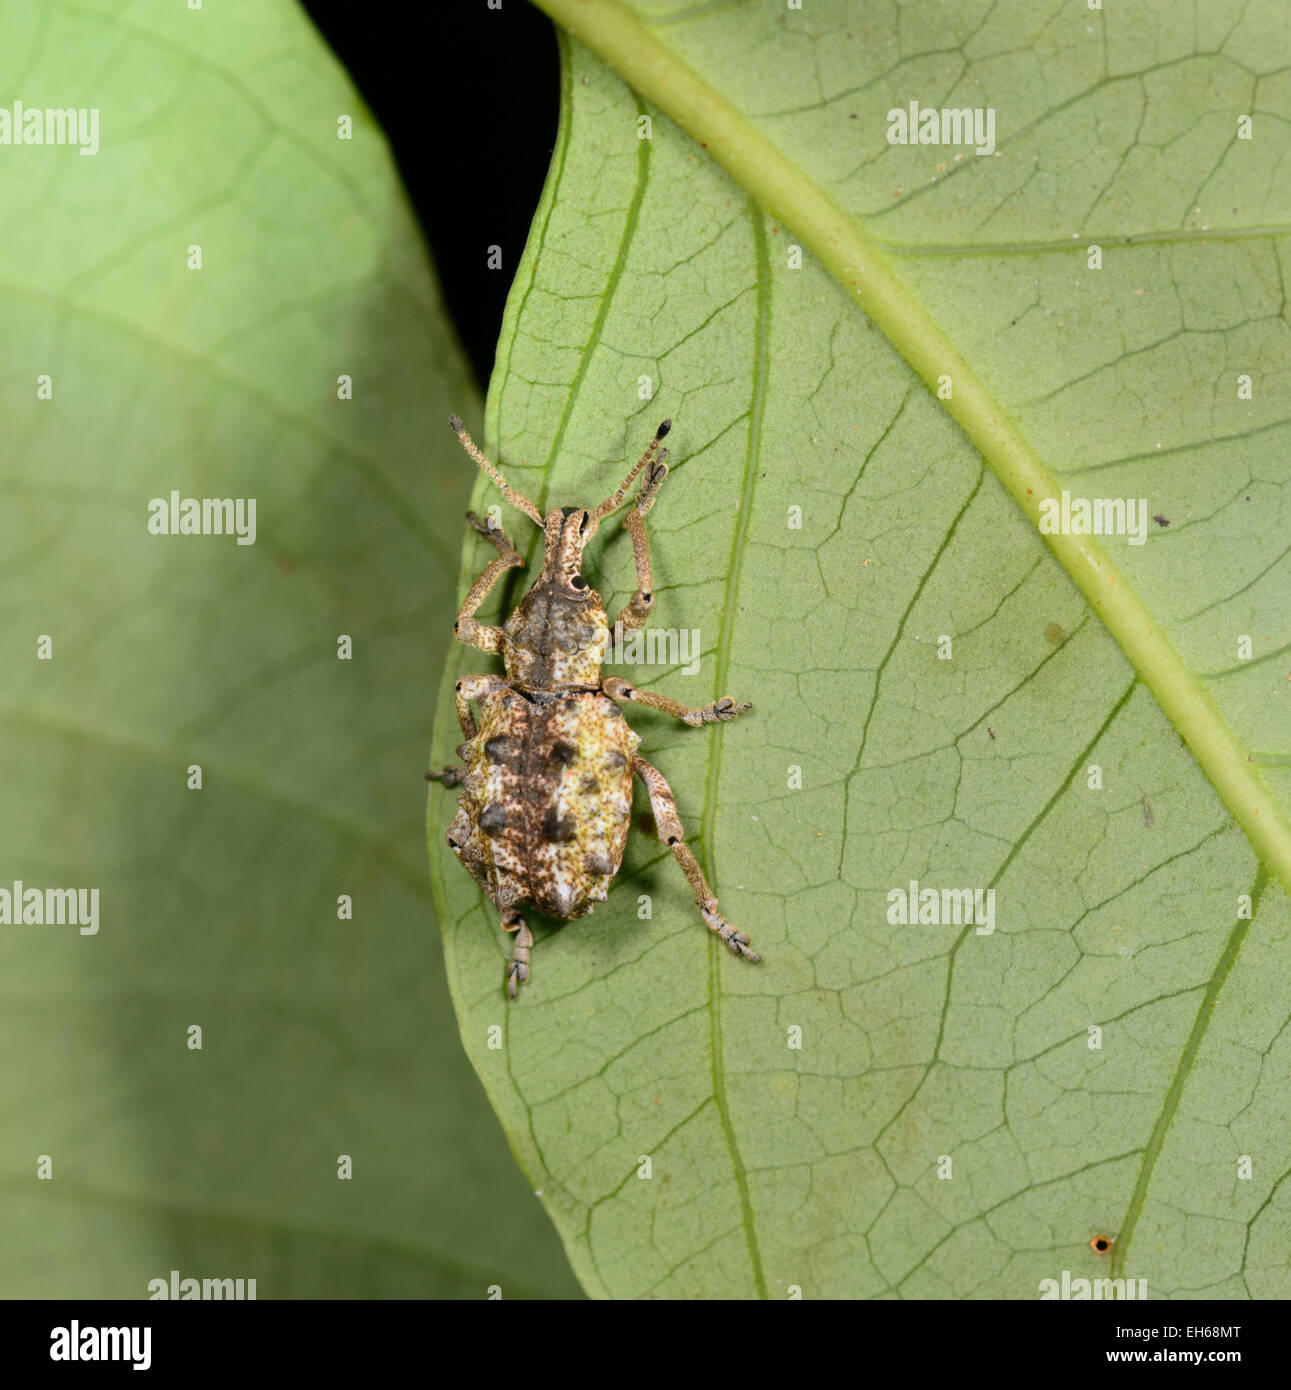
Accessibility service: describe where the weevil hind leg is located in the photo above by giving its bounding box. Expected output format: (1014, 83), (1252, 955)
(501, 910), (534, 998)
(632, 755), (760, 963)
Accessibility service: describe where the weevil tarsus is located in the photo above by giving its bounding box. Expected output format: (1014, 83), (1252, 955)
(501, 910), (532, 999)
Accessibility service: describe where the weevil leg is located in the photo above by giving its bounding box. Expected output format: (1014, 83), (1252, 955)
(603, 675), (752, 728)
(454, 674), (512, 741)
(632, 755), (760, 963)
(425, 765), (466, 786)
(465, 509), (517, 556)
(612, 444), (670, 634)
(501, 910), (533, 998)
(453, 512), (525, 654)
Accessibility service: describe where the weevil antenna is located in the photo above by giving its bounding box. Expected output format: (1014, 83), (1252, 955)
(590, 419), (671, 522)
(448, 416), (544, 525)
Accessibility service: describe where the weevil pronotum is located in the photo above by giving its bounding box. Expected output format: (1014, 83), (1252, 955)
(428, 415), (760, 998)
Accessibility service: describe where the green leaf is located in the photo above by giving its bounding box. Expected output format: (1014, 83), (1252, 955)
(431, 1), (1291, 1298)
(0, 0), (578, 1298)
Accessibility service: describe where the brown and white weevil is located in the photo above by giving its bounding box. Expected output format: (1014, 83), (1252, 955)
(428, 416), (760, 998)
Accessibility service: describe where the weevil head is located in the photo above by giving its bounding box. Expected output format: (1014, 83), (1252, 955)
(501, 506), (610, 689)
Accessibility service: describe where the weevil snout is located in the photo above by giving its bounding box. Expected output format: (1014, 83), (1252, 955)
(545, 506), (597, 597)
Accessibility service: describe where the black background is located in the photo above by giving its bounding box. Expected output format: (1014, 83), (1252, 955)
(301, 1), (561, 391)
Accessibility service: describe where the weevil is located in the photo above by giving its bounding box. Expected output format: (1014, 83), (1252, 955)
(427, 415), (760, 998)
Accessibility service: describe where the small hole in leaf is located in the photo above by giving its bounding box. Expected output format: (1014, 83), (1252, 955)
(1090, 1235), (1113, 1254)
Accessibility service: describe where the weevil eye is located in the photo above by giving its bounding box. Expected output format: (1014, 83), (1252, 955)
(571, 575), (587, 590)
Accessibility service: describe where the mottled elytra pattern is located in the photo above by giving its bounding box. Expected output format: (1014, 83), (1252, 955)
(428, 416), (758, 997)
(448, 692), (637, 920)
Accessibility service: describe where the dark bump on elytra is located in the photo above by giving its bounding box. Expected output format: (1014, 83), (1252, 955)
(580, 775), (600, 794)
(586, 853), (613, 875)
(605, 750), (628, 771)
(479, 804), (508, 835)
(484, 735), (510, 764)
(542, 808), (577, 843)
(549, 740), (577, 765)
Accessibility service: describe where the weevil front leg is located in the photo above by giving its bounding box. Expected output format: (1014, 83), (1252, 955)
(612, 432), (671, 634)
(632, 755), (760, 963)
(604, 675), (752, 728)
(501, 910), (533, 998)
(453, 511), (525, 654)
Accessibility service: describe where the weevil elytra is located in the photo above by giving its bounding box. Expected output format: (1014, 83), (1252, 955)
(428, 416), (760, 998)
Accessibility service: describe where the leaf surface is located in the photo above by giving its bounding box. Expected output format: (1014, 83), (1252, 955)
(432, 0), (1291, 1299)
(0, 0), (578, 1298)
